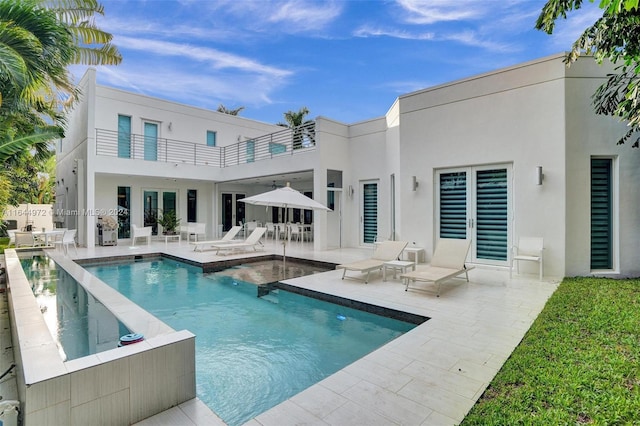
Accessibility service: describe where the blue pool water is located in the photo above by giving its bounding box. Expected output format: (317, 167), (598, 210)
(20, 255), (130, 361)
(84, 258), (416, 425)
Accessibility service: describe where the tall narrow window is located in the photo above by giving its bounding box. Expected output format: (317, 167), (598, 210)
(246, 140), (255, 163)
(144, 122), (158, 161)
(117, 115), (131, 158)
(187, 190), (197, 222)
(362, 182), (378, 244)
(591, 158), (613, 269)
(207, 131), (216, 147)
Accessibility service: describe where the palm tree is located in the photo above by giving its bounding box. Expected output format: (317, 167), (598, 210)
(0, 0), (121, 163)
(277, 107), (315, 149)
(217, 104), (245, 116)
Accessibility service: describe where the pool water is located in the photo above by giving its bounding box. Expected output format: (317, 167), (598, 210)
(84, 258), (416, 425)
(20, 255), (130, 361)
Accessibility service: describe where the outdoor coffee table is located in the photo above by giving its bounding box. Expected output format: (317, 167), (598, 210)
(383, 260), (416, 281)
(164, 234), (181, 245)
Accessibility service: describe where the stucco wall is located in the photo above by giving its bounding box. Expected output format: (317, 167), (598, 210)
(564, 59), (640, 277)
(398, 55), (569, 276)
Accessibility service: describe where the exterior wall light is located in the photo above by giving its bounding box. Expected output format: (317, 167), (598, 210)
(535, 166), (544, 185)
(348, 185), (354, 197)
(412, 176), (419, 191)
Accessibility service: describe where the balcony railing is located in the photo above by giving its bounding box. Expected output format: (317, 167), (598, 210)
(95, 122), (316, 167)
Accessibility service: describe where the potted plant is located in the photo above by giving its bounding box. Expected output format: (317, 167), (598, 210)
(158, 209), (180, 235)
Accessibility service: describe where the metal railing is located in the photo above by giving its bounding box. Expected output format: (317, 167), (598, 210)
(95, 122), (316, 167)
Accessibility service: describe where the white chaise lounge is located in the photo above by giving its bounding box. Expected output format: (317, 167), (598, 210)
(336, 240), (408, 283)
(401, 238), (473, 297)
(211, 227), (267, 255)
(192, 226), (242, 252)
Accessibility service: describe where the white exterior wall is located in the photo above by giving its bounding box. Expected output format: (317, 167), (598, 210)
(58, 56), (640, 277)
(564, 60), (640, 277)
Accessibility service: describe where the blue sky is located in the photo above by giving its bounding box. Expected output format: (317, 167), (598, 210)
(77, 0), (603, 125)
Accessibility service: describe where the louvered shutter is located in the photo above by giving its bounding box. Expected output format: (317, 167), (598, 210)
(591, 159), (612, 269)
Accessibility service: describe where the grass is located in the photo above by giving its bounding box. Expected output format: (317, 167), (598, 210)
(462, 277), (640, 425)
(0, 237), (9, 254)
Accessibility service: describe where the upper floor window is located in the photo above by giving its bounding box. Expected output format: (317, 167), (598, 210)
(207, 131), (217, 147)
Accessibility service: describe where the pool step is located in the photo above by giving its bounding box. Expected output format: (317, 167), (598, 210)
(258, 288), (280, 304)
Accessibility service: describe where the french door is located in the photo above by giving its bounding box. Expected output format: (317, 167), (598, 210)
(143, 190), (177, 236)
(437, 165), (511, 266)
(222, 193), (245, 232)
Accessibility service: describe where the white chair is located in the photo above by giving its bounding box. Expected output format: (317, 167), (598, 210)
(55, 229), (78, 256)
(510, 237), (544, 281)
(288, 223), (302, 243)
(131, 224), (152, 246)
(265, 222), (276, 240)
(14, 232), (36, 248)
(7, 230), (16, 247)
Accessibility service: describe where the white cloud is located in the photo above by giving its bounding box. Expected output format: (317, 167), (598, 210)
(353, 25), (434, 40)
(117, 36), (292, 79)
(268, 0), (343, 32)
(396, 0), (488, 24)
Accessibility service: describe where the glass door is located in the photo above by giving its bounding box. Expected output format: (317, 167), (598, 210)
(222, 193), (246, 232)
(437, 165), (510, 266)
(143, 190), (158, 235)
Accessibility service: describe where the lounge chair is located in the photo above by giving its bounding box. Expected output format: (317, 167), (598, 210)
(211, 227), (267, 255)
(192, 226), (242, 252)
(401, 238), (473, 297)
(336, 240), (408, 283)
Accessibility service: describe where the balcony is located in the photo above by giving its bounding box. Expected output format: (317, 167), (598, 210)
(95, 122), (316, 167)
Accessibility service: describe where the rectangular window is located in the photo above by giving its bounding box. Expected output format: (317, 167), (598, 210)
(207, 131), (216, 147)
(246, 140), (255, 163)
(269, 142), (286, 155)
(144, 122), (158, 161)
(187, 189), (197, 223)
(117, 115), (131, 158)
(362, 182), (378, 244)
(591, 158), (613, 269)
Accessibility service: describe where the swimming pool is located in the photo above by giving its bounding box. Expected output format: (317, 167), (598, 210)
(83, 257), (417, 425)
(20, 255), (131, 361)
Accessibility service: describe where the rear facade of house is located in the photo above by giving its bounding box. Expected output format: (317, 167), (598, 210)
(56, 53), (640, 278)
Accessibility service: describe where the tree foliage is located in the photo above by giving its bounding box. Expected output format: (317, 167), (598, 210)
(217, 104), (245, 116)
(536, 0), (640, 146)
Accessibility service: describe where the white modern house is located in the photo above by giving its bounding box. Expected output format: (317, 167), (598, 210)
(56, 53), (640, 278)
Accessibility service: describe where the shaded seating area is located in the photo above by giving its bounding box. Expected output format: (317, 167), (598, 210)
(212, 227), (267, 255)
(131, 224), (152, 246)
(337, 240), (408, 283)
(401, 238), (473, 297)
(192, 226), (242, 252)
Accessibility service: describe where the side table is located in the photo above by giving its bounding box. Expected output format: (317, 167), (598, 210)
(403, 246), (425, 264)
(383, 260), (416, 281)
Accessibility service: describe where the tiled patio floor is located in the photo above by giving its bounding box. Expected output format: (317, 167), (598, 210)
(7, 238), (559, 425)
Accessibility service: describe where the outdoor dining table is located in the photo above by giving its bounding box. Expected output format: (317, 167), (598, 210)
(31, 229), (66, 246)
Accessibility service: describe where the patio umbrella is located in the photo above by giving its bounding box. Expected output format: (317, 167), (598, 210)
(239, 183), (331, 277)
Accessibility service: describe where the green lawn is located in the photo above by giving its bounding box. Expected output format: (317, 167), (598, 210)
(462, 277), (640, 425)
(0, 237), (9, 254)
